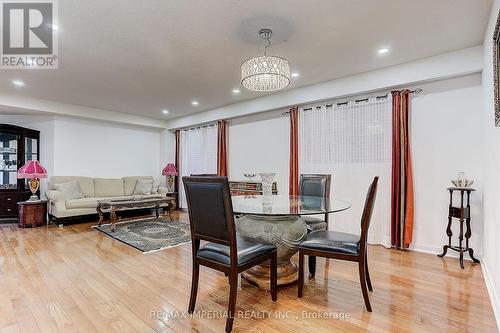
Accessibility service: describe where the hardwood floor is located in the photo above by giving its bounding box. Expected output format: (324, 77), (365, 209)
(0, 210), (497, 333)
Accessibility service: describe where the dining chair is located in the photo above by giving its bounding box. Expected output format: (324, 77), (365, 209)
(297, 176), (378, 312)
(299, 174), (332, 276)
(182, 176), (278, 333)
(299, 174), (332, 232)
(190, 173), (218, 176)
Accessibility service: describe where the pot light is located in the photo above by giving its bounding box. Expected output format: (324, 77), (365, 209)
(291, 72), (300, 78)
(378, 48), (390, 55)
(12, 80), (25, 87)
(191, 100), (199, 106)
(49, 23), (59, 30)
(232, 88), (240, 94)
(162, 109), (169, 114)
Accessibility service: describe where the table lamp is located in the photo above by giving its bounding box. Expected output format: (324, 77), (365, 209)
(17, 160), (47, 201)
(162, 163), (178, 193)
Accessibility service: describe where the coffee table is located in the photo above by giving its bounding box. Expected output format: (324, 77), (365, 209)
(96, 196), (176, 232)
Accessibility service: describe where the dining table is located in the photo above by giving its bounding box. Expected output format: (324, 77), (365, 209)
(232, 194), (351, 290)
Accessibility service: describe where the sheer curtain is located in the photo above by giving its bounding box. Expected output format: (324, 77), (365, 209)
(299, 97), (392, 247)
(179, 125), (217, 208)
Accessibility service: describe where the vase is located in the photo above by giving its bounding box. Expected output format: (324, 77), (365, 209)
(259, 172), (275, 197)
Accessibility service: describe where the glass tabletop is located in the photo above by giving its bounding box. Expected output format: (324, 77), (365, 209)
(231, 195), (351, 216)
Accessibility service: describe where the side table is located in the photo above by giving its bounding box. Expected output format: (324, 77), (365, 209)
(438, 187), (479, 268)
(18, 200), (48, 228)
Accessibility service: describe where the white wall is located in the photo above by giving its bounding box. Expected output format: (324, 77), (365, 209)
(228, 112), (289, 194)
(481, 0), (500, 329)
(52, 117), (161, 178)
(410, 74), (484, 255)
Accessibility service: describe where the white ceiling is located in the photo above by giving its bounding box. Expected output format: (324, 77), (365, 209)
(0, 0), (492, 120)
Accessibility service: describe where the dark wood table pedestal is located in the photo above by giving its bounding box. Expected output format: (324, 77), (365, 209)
(438, 187), (479, 268)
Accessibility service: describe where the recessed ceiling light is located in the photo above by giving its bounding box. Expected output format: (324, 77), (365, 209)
(162, 109), (169, 114)
(232, 88), (240, 94)
(191, 100), (199, 106)
(12, 80), (25, 87)
(291, 72), (300, 78)
(378, 48), (390, 55)
(50, 24), (59, 30)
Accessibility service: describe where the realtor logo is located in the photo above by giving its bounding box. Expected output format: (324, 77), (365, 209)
(1, 0), (58, 69)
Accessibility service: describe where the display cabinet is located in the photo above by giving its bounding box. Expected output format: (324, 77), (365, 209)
(0, 124), (40, 218)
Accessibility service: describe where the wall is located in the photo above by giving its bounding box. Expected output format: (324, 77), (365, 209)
(410, 74), (484, 255)
(52, 117), (161, 178)
(481, 0), (500, 329)
(228, 112), (289, 194)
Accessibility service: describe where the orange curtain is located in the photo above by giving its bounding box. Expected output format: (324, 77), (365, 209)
(174, 130), (181, 193)
(217, 120), (228, 176)
(391, 90), (414, 249)
(289, 107), (299, 196)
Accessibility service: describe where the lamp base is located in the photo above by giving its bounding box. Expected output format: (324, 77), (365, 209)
(28, 178), (40, 201)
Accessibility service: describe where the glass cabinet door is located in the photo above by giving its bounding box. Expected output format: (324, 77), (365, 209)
(0, 131), (19, 190)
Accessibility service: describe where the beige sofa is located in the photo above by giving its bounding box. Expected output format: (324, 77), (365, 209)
(45, 176), (168, 219)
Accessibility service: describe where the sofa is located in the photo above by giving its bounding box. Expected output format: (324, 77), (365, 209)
(45, 176), (168, 219)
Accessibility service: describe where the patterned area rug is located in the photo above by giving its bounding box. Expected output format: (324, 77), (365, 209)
(93, 217), (191, 253)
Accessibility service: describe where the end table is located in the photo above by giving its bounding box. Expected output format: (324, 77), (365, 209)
(438, 187), (479, 268)
(18, 200), (48, 228)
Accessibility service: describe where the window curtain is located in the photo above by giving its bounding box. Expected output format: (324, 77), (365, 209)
(391, 90), (414, 249)
(299, 97), (392, 247)
(217, 120), (228, 176)
(174, 130), (180, 194)
(179, 125), (218, 208)
(289, 107), (299, 196)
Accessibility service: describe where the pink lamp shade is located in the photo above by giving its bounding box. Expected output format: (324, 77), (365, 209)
(162, 163), (178, 176)
(17, 160), (48, 179)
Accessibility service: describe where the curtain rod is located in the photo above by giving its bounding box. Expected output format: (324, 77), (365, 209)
(282, 88), (422, 115)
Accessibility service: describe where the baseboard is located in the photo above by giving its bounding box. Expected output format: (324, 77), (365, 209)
(481, 259), (500, 332)
(409, 243), (483, 260)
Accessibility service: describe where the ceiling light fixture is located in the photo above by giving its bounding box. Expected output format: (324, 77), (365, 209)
(241, 29), (290, 92)
(49, 23), (59, 30)
(291, 72), (300, 78)
(191, 100), (199, 106)
(12, 80), (25, 87)
(232, 88), (240, 94)
(378, 47), (390, 55)
(162, 109), (169, 114)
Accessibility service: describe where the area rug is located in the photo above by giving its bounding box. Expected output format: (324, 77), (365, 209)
(93, 217), (191, 253)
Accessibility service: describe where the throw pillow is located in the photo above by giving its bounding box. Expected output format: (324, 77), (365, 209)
(54, 180), (83, 199)
(133, 178), (154, 195)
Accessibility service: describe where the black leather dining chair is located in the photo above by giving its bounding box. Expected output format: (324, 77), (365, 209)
(299, 174), (332, 275)
(182, 176), (278, 332)
(299, 174), (332, 232)
(298, 177), (378, 312)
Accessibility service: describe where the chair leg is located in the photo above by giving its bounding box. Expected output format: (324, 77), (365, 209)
(270, 252), (277, 301)
(308, 255), (316, 277)
(358, 260), (372, 312)
(188, 262), (199, 313)
(365, 252), (373, 292)
(225, 273), (238, 332)
(298, 252), (304, 298)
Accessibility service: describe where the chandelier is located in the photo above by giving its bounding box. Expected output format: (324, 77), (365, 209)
(241, 29), (291, 92)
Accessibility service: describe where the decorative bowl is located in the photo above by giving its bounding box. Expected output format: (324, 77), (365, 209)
(450, 179), (474, 188)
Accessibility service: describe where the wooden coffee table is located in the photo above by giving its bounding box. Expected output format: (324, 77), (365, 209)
(96, 196), (176, 232)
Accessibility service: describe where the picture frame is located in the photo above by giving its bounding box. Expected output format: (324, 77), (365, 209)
(493, 10), (500, 126)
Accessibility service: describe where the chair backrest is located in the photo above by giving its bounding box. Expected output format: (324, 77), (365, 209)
(182, 176), (236, 249)
(190, 173), (218, 177)
(299, 174), (332, 198)
(359, 177), (379, 250)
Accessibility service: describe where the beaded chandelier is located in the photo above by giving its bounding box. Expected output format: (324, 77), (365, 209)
(241, 29), (291, 92)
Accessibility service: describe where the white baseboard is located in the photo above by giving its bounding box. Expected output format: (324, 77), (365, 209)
(481, 259), (500, 332)
(409, 243), (483, 260)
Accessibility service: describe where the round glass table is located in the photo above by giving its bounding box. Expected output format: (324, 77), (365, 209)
(232, 195), (351, 289)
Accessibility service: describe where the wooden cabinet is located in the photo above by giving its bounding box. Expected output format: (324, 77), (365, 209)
(0, 124), (40, 219)
(18, 200), (47, 228)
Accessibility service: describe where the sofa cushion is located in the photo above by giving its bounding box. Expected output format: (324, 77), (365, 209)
(94, 178), (124, 197)
(54, 180), (84, 199)
(133, 178), (154, 195)
(123, 176), (154, 196)
(50, 176), (95, 198)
